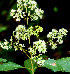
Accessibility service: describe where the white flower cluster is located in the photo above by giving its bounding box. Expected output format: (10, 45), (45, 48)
(32, 55), (45, 66)
(10, 0), (44, 21)
(0, 39), (12, 50)
(33, 25), (43, 37)
(36, 57), (45, 66)
(13, 42), (25, 51)
(28, 39), (47, 66)
(10, 0), (26, 21)
(49, 40), (57, 50)
(13, 25), (27, 40)
(47, 28), (68, 50)
(23, 0), (44, 21)
(33, 39), (47, 54)
(28, 39), (47, 55)
(29, 8), (44, 21)
(13, 25), (43, 40)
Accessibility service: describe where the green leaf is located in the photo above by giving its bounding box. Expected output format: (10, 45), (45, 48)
(0, 59), (23, 71)
(0, 58), (7, 62)
(43, 58), (61, 72)
(56, 57), (70, 72)
(42, 57), (70, 72)
(24, 59), (38, 74)
(0, 26), (8, 32)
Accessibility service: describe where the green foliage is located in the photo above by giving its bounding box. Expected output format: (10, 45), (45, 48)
(0, 58), (23, 71)
(0, 26), (8, 32)
(0, 58), (7, 62)
(43, 57), (70, 72)
(24, 59), (38, 74)
(53, 7), (58, 12)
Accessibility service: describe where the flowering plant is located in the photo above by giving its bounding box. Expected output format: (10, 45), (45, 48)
(0, 0), (69, 73)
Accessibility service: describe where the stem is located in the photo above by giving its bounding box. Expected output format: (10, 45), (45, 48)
(29, 37), (30, 44)
(27, 16), (28, 25)
(30, 52), (34, 74)
(26, 5), (28, 25)
(22, 66), (32, 70)
(26, 1), (34, 74)
(22, 48), (31, 59)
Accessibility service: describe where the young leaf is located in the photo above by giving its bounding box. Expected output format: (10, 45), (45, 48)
(24, 59), (38, 74)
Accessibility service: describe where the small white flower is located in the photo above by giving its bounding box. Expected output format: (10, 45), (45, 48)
(4, 39), (9, 45)
(24, 2), (27, 8)
(31, 14), (38, 20)
(52, 43), (57, 50)
(15, 25), (26, 32)
(3, 46), (9, 50)
(14, 46), (18, 51)
(22, 12), (26, 17)
(58, 40), (63, 44)
(10, 9), (16, 16)
(59, 28), (68, 36)
(37, 57), (45, 66)
(16, 17), (21, 21)
(17, 8), (22, 13)
(35, 8), (44, 18)
(11, 9), (16, 12)
(19, 44), (25, 47)
(28, 47), (37, 55)
(47, 32), (52, 38)
(17, 0), (22, 3)
(8, 45), (12, 49)
(52, 29), (58, 33)
(28, 1), (37, 10)
(56, 39), (63, 44)
(23, 0), (28, 2)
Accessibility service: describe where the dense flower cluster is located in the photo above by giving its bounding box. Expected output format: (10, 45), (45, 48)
(13, 25), (43, 41)
(28, 39), (47, 55)
(32, 55), (45, 66)
(47, 28), (68, 49)
(10, 0), (26, 21)
(28, 39), (47, 66)
(10, 0), (44, 21)
(33, 39), (47, 54)
(13, 25), (27, 40)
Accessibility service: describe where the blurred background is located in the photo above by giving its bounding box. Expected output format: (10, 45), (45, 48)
(0, 0), (70, 73)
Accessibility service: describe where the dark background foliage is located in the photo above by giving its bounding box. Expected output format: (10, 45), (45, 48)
(0, 0), (70, 73)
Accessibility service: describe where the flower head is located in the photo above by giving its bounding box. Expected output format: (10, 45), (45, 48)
(10, 0), (44, 21)
(33, 39), (47, 54)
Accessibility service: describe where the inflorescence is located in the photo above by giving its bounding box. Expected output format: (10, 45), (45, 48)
(0, 0), (68, 66)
